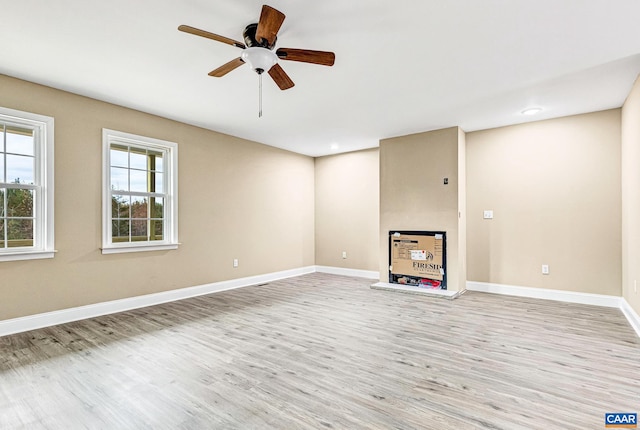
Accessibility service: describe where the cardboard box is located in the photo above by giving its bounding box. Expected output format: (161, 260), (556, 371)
(390, 232), (444, 280)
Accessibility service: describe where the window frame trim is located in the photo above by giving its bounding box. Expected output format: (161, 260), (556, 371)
(0, 106), (55, 262)
(101, 128), (179, 254)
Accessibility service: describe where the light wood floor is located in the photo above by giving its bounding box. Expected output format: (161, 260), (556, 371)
(1, 273), (639, 429)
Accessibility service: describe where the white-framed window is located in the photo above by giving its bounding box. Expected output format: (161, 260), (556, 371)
(0, 107), (55, 262)
(102, 129), (178, 254)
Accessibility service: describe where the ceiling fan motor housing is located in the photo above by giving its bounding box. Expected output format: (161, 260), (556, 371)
(243, 23), (276, 50)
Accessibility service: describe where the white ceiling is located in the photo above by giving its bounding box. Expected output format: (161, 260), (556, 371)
(3, 1), (640, 157)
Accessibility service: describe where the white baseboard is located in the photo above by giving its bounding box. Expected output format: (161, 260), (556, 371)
(467, 281), (640, 339)
(6, 270), (638, 340)
(0, 266), (316, 337)
(466, 281), (621, 308)
(315, 265), (379, 280)
(620, 298), (640, 338)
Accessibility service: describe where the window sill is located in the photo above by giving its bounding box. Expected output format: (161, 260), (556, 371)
(101, 243), (180, 255)
(0, 250), (56, 262)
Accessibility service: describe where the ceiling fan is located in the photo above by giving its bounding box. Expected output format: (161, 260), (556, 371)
(178, 4), (335, 91)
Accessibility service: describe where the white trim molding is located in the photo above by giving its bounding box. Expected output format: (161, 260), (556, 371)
(315, 265), (379, 279)
(620, 298), (640, 338)
(4, 270), (638, 339)
(467, 281), (640, 339)
(466, 281), (621, 308)
(0, 106), (55, 262)
(0, 266), (315, 337)
(101, 128), (179, 254)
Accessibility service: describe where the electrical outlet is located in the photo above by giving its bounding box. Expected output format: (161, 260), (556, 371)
(483, 210), (493, 219)
(233, 258), (238, 268)
(342, 251), (347, 259)
(542, 264), (549, 275)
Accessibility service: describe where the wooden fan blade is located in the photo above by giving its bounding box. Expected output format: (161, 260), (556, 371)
(178, 25), (246, 49)
(276, 48), (335, 66)
(268, 64), (294, 90)
(208, 58), (245, 77)
(255, 5), (285, 47)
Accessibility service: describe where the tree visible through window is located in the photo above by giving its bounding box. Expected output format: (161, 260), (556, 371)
(110, 145), (165, 243)
(0, 125), (35, 248)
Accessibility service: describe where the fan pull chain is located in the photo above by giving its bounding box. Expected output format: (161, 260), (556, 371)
(258, 72), (263, 118)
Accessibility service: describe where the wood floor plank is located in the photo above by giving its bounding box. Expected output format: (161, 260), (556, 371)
(1, 273), (639, 429)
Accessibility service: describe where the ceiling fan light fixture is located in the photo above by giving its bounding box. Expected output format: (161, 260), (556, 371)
(241, 47), (278, 74)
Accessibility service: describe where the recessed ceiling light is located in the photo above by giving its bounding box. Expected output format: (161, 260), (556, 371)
(521, 107), (542, 116)
(330, 143), (339, 151)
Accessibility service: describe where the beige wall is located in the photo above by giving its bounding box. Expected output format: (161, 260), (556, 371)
(380, 127), (465, 291)
(622, 76), (640, 314)
(1, 72), (633, 322)
(314, 149), (379, 271)
(466, 109), (622, 295)
(457, 128), (467, 289)
(0, 75), (315, 320)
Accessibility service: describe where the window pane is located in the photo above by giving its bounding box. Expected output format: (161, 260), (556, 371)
(150, 220), (163, 241)
(129, 169), (147, 192)
(0, 123), (4, 152)
(7, 219), (33, 247)
(112, 195), (130, 219)
(0, 156), (4, 182)
(0, 219), (4, 248)
(0, 189), (4, 217)
(110, 144), (129, 168)
(131, 196), (148, 219)
(130, 147), (147, 170)
(112, 220), (129, 242)
(131, 220), (147, 241)
(110, 167), (128, 191)
(111, 196), (118, 218)
(7, 188), (33, 217)
(154, 172), (164, 194)
(6, 154), (34, 184)
(150, 151), (163, 172)
(151, 197), (163, 219)
(6, 126), (34, 156)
